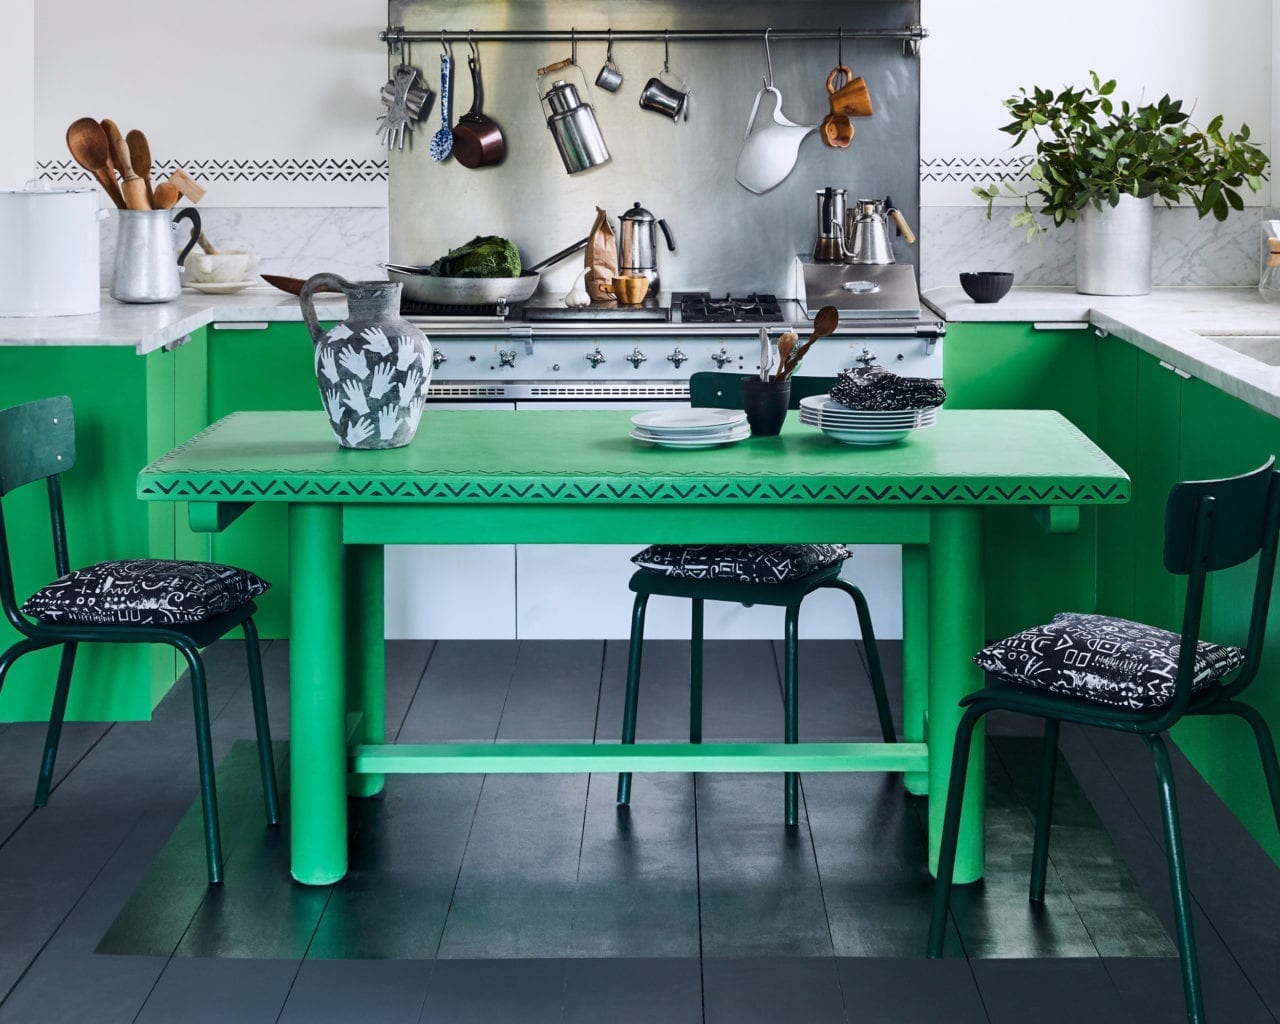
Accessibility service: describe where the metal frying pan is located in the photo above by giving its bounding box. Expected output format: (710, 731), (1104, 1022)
(383, 236), (587, 306)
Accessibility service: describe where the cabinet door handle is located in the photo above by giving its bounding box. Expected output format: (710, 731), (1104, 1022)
(211, 322), (269, 331)
(1158, 360), (1193, 380)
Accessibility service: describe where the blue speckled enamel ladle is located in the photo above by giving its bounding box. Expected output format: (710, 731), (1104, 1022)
(430, 51), (454, 161)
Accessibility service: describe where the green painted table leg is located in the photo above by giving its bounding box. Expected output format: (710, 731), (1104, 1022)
(346, 544), (385, 799)
(902, 544), (929, 796)
(289, 503), (348, 885)
(928, 508), (985, 883)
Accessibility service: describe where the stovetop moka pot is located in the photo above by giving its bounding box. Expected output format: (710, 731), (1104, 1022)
(618, 201), (676, 290)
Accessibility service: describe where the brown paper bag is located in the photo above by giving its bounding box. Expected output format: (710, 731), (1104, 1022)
(584, 207), (618, 303)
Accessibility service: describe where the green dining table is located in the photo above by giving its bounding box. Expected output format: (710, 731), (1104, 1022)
(139, 408), (1129, 886)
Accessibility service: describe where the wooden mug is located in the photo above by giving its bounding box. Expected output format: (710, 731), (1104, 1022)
(600, 274), (651, 304)
(827, 67), (874, 118)
(821, 113), (854, 149)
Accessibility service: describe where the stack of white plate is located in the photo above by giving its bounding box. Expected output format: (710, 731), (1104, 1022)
(799, 395), (938, 446)
(630, 408), (750, 449)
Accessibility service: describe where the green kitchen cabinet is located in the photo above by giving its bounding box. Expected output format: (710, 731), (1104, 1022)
(202, 322), (325, 637)
(943, 322), (1100, 639)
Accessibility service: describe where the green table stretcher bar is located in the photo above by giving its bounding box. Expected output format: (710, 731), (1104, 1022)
(138, 408), (1129, 886)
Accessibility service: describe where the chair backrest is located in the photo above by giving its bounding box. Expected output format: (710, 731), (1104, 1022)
(0, 396), (76, 497)
(689, 371), (834, 410)
(0, 396), (76, 632)
(1159, 457), (1280, 717)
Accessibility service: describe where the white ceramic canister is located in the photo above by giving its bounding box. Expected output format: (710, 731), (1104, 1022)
(0, 185), (103, 317)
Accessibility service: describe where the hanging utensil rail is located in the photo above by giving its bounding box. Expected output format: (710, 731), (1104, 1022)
(382, 25), (928, 56)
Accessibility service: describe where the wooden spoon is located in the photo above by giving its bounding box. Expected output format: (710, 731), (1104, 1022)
(65, 118), (125, 209)
(152, 181), (180, 209)
(782, 305), (840, 379)
(125, 129), (155, 208)
(101, 119), (150, 210)
(774, 332), (797, 382)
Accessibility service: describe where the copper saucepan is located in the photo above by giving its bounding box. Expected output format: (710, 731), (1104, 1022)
(453, 49), (505, 168)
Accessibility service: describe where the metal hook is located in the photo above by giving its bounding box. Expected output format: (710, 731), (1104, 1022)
(606, 28), (613, 64)
(467, 29), (478, 60)
(763, 28), (774, 88)
(440, 29), (448, 55)
(571, 27), (577, 66)
(838, 27), (843, 67)
(663, 29), (670, 73)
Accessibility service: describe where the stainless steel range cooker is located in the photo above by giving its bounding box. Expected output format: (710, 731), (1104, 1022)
(411, 279), (944, 405)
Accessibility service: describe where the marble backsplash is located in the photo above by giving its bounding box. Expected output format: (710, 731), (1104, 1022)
(98, 207), (389, 286)
(919, 206), (1271, 293)
(98, 204), (1272, 296)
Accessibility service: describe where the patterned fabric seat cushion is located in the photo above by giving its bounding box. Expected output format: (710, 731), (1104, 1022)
(631, 544), (851, 584)
(21, 559), (270, 626)
(973, 612), (1245, 711)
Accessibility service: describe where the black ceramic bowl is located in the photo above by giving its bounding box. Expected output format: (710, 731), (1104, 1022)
(959, 271), (1014, 304)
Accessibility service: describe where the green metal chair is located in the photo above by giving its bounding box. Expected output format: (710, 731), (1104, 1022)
(0, 396), (280, 885)
(927, 458), (1280, 1024)
(617, 372), (897, 826)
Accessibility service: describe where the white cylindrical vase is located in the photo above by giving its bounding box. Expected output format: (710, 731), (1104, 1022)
(1075, 193), (1153, 296)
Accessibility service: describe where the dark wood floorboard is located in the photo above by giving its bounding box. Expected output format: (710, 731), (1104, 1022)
(1, 639), (1279, 1023)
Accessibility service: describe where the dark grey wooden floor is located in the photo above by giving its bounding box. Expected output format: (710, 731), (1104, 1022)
(0, 637), (1277, 1023)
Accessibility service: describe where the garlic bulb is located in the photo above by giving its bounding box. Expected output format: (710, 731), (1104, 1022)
(564, 266), (591, 308)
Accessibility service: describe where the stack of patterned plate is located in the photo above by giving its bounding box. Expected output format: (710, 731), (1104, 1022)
(798, 395), (938, 446)
(630, 409), (750, 449)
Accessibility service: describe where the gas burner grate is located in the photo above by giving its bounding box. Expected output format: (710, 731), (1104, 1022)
(675, 292), (785, 324)
(401, 298), (508, 318)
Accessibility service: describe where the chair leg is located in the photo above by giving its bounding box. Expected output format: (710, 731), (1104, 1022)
(926, 702), (986, 958)
(35, 642), (77, 808)
(617, 593), (649, 806)
(180, 643), (225, 885)
(242, 618), (280, 827)
(1029, 717), (1061, 903)
(1145, 733), (1205, 1024)
(690, 598), (704, 745)
(1220, 702), (1280, 839)
(828, 579), (896, 742)
(784, 603), (799, 827)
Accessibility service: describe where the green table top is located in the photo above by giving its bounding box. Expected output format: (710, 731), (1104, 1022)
(138, 408), (1129, 507)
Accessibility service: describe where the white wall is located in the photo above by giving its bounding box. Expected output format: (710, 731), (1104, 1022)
(920, 0), (1273, 207)
(31, 0), (387, 207)
(1, 0), (36, 188)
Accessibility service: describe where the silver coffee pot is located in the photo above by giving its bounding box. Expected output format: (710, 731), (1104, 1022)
(618, 202), (676, 290)
(846, 197), (916, 266)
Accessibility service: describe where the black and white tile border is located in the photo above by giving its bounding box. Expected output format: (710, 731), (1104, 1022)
(38, 157), (389, 184)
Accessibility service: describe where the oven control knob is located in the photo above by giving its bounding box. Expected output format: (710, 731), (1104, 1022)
(710, 347), (732, 368)
(856, 347), (878, 367)
(585, 347), (607, 368)
(498, 349), (517, 368)
(667, 347), (689, 369)
(432, 349), (448, 370)
(625, 347), (647, 368)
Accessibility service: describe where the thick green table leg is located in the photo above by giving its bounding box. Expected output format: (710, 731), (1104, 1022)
(289, 503), (348, 885)
(927, 508), (985, 883)
(346, 544), (385, 798)
(902, 544), (929, 796)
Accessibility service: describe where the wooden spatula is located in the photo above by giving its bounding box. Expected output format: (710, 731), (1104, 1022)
(125, 129), (155, 208)
(101, 119), (150, 210)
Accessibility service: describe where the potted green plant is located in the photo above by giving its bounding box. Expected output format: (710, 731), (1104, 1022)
(975, 72), (1269, 295)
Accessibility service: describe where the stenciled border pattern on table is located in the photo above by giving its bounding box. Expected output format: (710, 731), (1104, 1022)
(38, 158), (389, 184)
(140, 476), (1129, 505)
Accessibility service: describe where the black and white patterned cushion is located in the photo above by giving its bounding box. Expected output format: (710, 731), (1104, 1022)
(973, 612), (1244, 710)
(829, 366), (947, 411)
(631, 544), (851, 584)
(21, 559), (270, 626)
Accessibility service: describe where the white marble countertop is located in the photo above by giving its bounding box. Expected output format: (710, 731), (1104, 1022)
(924, 285), (1280, 417)
(0, 287), (344, 354)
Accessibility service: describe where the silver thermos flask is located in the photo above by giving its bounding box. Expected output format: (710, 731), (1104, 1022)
(541, 80), (611, 175)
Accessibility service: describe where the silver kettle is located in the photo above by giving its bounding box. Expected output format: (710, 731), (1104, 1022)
(618, 202), (676, 290)
(846, 197), (916, 265)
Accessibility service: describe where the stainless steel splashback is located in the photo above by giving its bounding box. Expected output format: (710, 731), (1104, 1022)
(388, 0), (921, 298)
